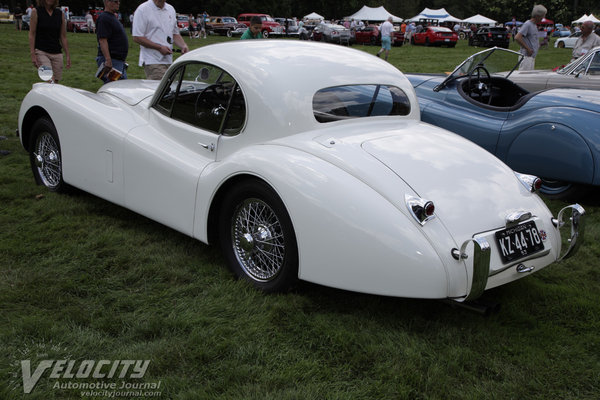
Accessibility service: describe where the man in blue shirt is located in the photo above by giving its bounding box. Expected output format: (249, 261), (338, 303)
(96, 0), (128, 83)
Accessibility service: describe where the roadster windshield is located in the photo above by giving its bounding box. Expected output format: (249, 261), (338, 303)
(435, 47), (523, 91)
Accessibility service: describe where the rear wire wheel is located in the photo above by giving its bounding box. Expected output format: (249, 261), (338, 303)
(539, 179), (589, 200)
(219, 180), (298, 292)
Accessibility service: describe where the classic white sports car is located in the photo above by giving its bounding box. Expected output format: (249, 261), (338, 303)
(500, 45), (600, 91)
(18, 41), (584, 306)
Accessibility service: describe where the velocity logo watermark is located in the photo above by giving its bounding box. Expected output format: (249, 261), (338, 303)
(20, 359), (160, 396)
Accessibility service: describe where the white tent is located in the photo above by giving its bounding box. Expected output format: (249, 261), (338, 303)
(303, 12), (324, 21)
(572, 14), (600, 24)
(462, 14), (497, 25)
(407, 8), (462, 23)
(348, 5), (403, 22)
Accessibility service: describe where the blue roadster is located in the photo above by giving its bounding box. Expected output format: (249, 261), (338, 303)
(406, 47), (600, 199)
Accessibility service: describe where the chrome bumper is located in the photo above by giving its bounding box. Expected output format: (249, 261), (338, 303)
(552, 204), (585, 261)
(456, 203), (585, 301)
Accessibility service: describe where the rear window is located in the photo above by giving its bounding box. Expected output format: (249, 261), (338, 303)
(313, 85), (411, 123)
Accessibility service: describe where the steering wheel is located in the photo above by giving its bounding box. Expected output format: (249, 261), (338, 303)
(466, 65), (493, 105)
(195, 84), (224, 118)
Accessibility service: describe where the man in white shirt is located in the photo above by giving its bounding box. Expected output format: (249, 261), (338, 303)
(572, 21), (600, 60)
(376, 17), (394, 60)
(132, 0), (189, 80)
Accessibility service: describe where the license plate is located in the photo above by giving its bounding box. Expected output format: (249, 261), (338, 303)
(497, 35), (503, 38)
(444, 38), (449, 42)
(495, 221), (544, 263)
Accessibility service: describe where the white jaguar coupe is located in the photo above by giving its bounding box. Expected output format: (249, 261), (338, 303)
(18, 41), (584, 305)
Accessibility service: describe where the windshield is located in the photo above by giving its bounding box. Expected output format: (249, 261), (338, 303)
(435, 47), (523, 91)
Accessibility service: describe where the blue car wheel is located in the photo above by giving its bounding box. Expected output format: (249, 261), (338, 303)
(540, 179), (587, 200)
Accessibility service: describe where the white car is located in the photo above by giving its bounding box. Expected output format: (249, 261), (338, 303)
(501, 45), (600, 91)
(18, 41), (583, 306)
(555, 31), (582, 48)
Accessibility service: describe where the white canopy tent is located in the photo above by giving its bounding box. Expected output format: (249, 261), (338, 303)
(348, 5), (403, 22)
(407, 8), (462, 23)
(462, 14), (497, 25)
(572, 14), (600, 24)
(303, 12), (324, 21)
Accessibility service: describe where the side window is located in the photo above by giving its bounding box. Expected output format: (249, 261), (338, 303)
(153, 62), (246, 134)
(313, 85), (411, 123)
(155, 67), (183, 115)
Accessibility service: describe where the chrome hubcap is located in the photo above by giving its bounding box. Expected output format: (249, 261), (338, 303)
(232, 198), (285, 282)
(34, 132), (61, 188)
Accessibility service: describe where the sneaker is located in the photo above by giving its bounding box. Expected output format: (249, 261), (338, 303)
(376, 53), (380, 57)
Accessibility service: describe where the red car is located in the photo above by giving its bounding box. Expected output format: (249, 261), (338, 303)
(176, 14), (190, 35)
(354, 25), (404, 46)
(411, 26), (458, 47)
(67, 16), (88, 33)
(237, 13), (283, 37)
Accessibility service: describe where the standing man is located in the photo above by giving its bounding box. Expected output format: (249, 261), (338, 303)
(132, 0), (188, 80)
(85, 10), (95, 33)
(376, 17), (394, 61)
(515, 4), (547, 71)
(14, 4), (23, 31)
(572, 21), (600, 60)
(96, 0), (128, 83)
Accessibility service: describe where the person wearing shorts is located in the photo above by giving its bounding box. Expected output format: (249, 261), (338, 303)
(132, 0), (189, 80)
(376, 17), (394, 61)
(28, 0), (71, 83)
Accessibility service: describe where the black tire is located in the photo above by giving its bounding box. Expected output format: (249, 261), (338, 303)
(262, 30), (269, 39)
(226, 29), (232, 38)
(29, 118), (67, 192)
(557, 41), (565, 48)
(370, 35), (377, 45)
(219, 179), (298, 293)
(540, 179), (589, 200)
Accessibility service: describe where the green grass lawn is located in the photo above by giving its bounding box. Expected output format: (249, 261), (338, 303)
(1, 24), (599, 399)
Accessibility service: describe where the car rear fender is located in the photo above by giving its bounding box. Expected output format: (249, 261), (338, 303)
(499, 109), (599, 185)
(195, 145), (469, 299)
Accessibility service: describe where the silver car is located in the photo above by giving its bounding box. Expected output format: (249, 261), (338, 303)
(555, 31), (582, 48)
(312, 23), (352, 44)
(502, 45), (600, 91)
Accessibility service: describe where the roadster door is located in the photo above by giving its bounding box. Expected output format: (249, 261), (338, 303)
(419, 84), (509, 155)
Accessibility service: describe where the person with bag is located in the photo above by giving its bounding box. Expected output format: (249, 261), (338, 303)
(96, 0), (128, 83)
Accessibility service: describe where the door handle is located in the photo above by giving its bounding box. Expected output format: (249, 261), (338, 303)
(199, 142), (215, 152)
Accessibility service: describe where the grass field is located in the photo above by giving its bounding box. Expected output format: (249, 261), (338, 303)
(1, 24), (599, 399)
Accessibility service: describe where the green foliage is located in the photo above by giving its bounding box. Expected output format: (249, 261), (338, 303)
(1, 24), (599, 399)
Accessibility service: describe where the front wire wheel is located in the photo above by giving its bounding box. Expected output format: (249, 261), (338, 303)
(219, 180), (298, 292)
(29, 118), (66, 192)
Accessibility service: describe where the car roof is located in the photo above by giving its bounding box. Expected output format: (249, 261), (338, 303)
(171, 41), (419, 135)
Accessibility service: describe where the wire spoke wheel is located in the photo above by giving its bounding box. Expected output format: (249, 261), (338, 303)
(219, 179), (298, 292)
(33, 132), (61, 188)
(232, 198), (285, 282)
(29, 118), (65, 192)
